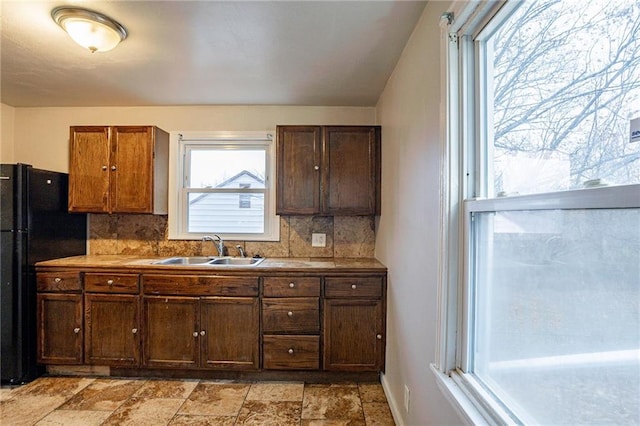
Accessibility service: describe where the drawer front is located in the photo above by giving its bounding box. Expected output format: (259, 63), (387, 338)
(263, 277), (321, 297)
(324, 277), (383, 298)
(37, 272), (82, 292)
(262, 298), (319, 334)
(142, 274), (259, 296)
(84, 273), (139, 293)
(263, 335), (320, 370)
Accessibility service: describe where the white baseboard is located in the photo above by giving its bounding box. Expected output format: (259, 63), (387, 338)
(381, 372), (406, 426)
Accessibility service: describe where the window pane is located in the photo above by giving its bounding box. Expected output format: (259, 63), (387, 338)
(488, 0), (640, 196)
(472, 208), (640, 424)
(188, 148), (266, 189)
(188, 192), (264, 233)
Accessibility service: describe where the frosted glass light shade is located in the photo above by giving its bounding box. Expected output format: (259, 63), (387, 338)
(52, 7), (127, 53)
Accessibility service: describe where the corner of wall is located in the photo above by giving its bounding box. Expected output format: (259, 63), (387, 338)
(1, 103), (16, 163)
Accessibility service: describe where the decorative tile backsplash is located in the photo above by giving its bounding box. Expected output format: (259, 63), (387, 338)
(88, 215), (376, 258)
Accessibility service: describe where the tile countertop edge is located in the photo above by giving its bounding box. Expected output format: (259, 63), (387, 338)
(35, 255), (388, 272)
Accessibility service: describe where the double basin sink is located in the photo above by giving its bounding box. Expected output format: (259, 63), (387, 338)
(153, 256), (265, 267)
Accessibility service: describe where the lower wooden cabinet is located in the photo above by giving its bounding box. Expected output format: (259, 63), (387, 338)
(323, 276), (386, 372)
(143, 296), (199, 369)
(37, 293), (83, 364)
(36, 268), (386, 376)
(85, 294), (140, 367)
(143, 296), (259, 370)
(323, 298), (384, 371)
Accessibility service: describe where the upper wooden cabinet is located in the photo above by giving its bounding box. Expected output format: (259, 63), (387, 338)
(276, 125), (381, 216)
(68, 126), (169, 214)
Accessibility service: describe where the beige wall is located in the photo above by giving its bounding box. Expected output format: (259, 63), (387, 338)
(11, 105), (375, 172)
(7, 105), (377, 257)
(1, 103), (16, 163)
(376, 2), (461, 425)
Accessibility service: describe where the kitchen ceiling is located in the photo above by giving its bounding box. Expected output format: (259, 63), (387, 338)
(1, 1), (427, 108)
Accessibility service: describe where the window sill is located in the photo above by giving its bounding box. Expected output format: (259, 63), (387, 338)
(430, 364), (517, 426)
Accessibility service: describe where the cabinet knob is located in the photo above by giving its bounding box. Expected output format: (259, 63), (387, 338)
(288, 348), (294, 354)
(73, 327), (80, 334)
(376, 334), (383, 340)
(111, 165), (117, 171)
(107, 279), (114, 286)
(132, 328), (138, 334)
(193, 331), (199, 337)
(200, 330), (206, 336)
(54, 277), (62, 283)
(314, 166), (319, 171)
(351, 284), (357, 289)
(289, 282), (295, 288)
(102, 165), (107, 171)
(287, 311), (294, 317)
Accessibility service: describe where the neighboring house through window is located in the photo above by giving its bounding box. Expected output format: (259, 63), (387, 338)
(167, 131), (279, 241)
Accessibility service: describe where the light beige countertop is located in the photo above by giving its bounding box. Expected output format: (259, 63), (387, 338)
(36, 255), (387, 274)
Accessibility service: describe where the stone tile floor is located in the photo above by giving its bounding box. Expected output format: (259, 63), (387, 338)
(0, 376), (395, 425)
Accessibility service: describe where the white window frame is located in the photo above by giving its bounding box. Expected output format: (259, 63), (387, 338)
(433, 2), (640, 424)
(167, 131), (280, 241)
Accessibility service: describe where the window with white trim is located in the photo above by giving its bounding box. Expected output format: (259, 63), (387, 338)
(168, 132), (279, 241)
(438, 1), (639, 424)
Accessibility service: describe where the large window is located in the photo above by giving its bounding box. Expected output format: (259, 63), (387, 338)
(168, 132), (279, 241)
(438, 1), (639, 424)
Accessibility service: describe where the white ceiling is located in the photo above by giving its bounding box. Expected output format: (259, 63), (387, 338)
(1, 1), (427, 108)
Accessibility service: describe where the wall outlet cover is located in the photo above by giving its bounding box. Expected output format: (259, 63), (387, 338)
(311, 233), (326, 247)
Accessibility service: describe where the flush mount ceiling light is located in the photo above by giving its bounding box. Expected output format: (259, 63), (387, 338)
(52, 6), (127, 53)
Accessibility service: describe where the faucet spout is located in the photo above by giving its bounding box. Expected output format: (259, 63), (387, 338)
(203, 235), (225, 257)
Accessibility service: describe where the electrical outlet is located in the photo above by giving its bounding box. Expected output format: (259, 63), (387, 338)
(404, 385), (410, 413)
(311, 233), (326, 247)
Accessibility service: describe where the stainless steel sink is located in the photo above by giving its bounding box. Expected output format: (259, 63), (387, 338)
(153, 256), (214, 265)
(153, 256), (264, 266)
(208, 257), (265, 266)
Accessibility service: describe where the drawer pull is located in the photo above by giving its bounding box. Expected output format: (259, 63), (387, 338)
(288, 348), (294, 355)
(132, 328), (138, 334)
(73, 327), (80, 334)
(107, 279), (114, 286)
(287, 311), (294, 317)
(54, 277), (62, 283)
(289, 282), (295, 288)
(376, 334), (383, 340)
(200, 330), (206, 336)
(351, 284), (357, 289)
(193, 331), (199, 337)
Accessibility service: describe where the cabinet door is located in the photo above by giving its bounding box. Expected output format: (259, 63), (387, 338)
(276, 126), (322, 214)
(68, 126), (110, 213)
(84, 294), (140, 367)
(200, 297), (259, 370)
(111, 126), (155, 213)
(323, 126), (380, 215)
(323, 299), (384, 372)
(37, 294), (83, 364)
(143, 296), (199, 368)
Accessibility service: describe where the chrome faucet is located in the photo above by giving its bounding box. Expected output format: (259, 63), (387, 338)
(236, 245), (246, 258)
(203, 235), (225, 257)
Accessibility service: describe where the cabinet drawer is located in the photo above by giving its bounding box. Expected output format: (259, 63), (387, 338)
(263, 335), (320, 370)
(324, 277), (383, 298)
(142, 275), (259, 296)
(37, 272), (82, 292)
(263, 277), (320, 297)
(262, 298), (319, 334)
(84, 273), (139, 293)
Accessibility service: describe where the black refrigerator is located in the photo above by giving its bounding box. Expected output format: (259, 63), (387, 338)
(1, 163), (87, 384)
